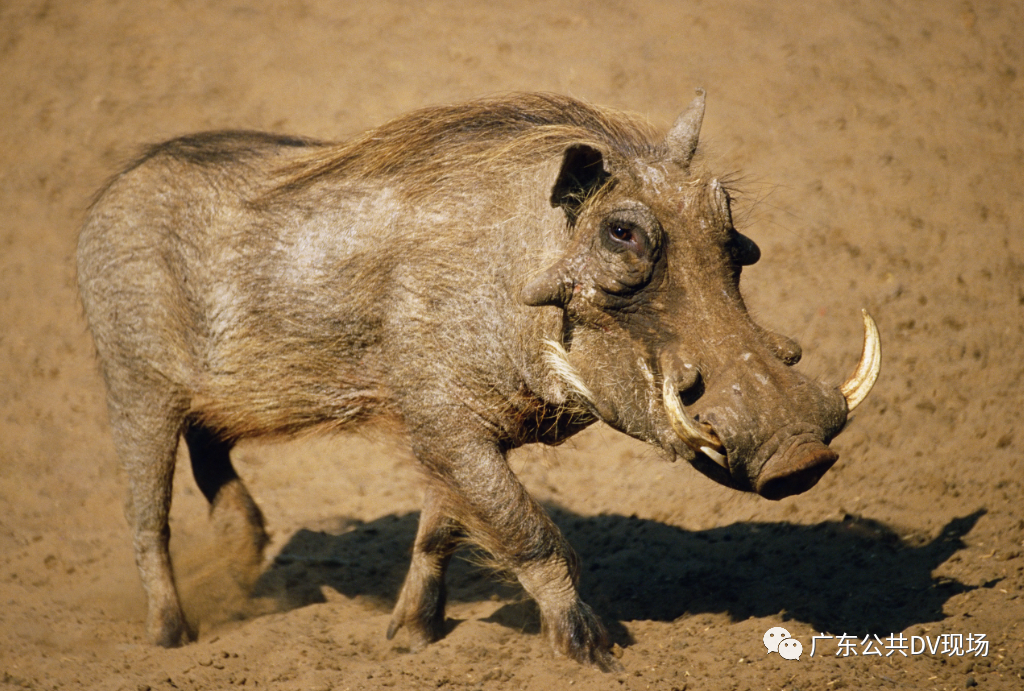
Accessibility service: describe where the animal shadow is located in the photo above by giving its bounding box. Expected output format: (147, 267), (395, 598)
(558, 507), (990, 637)
(251, 507), (989, 640)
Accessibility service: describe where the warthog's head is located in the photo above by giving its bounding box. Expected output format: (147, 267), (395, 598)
(523, 90), (880, 499)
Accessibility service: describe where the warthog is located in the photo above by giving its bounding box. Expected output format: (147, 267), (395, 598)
(77, 90), (879, 670)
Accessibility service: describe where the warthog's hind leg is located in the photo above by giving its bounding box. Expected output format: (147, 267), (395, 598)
(110, 387), (192, 647)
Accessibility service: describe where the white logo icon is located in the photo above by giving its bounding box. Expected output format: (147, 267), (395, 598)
(763, 626), (792, 654)
(764, 627), (801, 661)
(778, 637), (803, 660)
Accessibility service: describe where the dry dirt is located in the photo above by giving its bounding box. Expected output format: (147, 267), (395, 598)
(1, 1), (1022, 689)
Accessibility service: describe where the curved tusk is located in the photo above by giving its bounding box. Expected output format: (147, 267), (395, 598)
(840, 309), (881, 412)
(662, 379), (727, 466)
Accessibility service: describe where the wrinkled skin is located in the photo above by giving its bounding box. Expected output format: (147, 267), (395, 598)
(77, 91), (877, 672)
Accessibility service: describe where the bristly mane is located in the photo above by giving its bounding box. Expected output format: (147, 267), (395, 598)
(268, 93), (663, 196)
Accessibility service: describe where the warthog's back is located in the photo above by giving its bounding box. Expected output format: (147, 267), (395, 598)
(78, 96), (661, 441)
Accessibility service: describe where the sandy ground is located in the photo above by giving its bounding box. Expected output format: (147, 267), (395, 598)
(1, 1), (1022, 689)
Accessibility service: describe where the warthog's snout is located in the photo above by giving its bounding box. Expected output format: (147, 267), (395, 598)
(754, 436), (839, 500)
(662, 311), (881, 499)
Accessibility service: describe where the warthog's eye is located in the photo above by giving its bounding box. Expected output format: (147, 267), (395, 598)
(602, 219), (647, 255)
(610, 225), (633, 243)
(588, 205), (663, 299)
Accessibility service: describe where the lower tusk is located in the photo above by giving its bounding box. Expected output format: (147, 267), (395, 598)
(662, 379), (726, 465)
(700, 445), (728, 467)
(840, 309), (881, 412)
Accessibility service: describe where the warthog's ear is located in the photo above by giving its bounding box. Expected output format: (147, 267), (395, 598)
(550, 144), (610, 224)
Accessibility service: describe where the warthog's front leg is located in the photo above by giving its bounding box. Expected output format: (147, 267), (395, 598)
(402, 438), (621, 672)
(516, 554), (620, 672)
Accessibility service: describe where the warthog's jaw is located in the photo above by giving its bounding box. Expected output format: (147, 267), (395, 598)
(663, 311), (881, 499)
